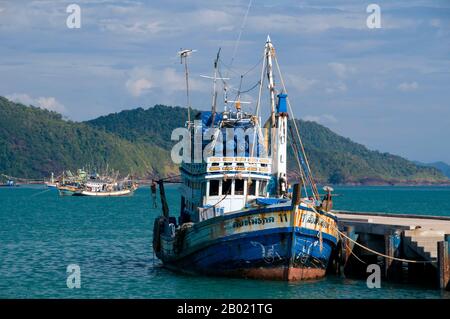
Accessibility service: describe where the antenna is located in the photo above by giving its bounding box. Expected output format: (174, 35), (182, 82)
(178, 49), (197, 128)
(211, 48), (221, 127)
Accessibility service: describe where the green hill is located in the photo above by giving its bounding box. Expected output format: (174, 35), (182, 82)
(0, 97), (176, 179)
(414, 161), (450, 179)
(87, 104), (447, 185)
(0, 96), (447, 184)
(290, 120), (446, 184)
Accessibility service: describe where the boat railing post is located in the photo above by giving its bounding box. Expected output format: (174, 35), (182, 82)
(291, 183), (301, 208)
(437, 234), (450, 290)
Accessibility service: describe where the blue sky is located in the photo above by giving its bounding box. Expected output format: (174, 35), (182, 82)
(1, 0), (449, 163)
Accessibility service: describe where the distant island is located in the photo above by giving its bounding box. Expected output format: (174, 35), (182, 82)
(0, 96), (448, 185)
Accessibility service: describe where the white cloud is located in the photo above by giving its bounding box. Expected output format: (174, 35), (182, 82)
(303, 114), (338, 125)
(286, 74), (318, 92)
(217, 25), (235, 32)
(328, 62), (355, 78)
(398, 81), (419, 92)
(430, 19), (441, 28)
(325, 82), (347, 94)
(6, 93), (66, 113)
(126, 78), (153, 97)
(125, 67), (208, 97)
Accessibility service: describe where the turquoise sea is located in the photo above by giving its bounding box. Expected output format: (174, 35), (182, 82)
(1, 185), (449, 299)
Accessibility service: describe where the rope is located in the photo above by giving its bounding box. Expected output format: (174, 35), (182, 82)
(226, 0), (253, 76)
(337, 228), (434, 264)
(272, 55), (320, 201)
(30, 188), (52, 197)
(307, 205), (435, 264)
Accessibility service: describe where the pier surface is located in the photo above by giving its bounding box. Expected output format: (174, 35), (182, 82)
(333, 210), (450, 290)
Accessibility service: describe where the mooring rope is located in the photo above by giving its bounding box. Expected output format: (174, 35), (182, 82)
(30, 188), (52, 197)
(307, 206), (436, 264)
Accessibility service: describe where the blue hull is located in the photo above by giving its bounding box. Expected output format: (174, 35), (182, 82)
(164, 226), (336, 281)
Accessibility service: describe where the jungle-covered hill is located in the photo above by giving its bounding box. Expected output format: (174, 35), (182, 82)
(0, 96), (447, 184)
(87, 104), (447, 185)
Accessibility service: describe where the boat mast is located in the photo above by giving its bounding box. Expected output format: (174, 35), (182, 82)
(210, 48), (221, 127)
(265, 36), (276, 147)
(265, 36), (287, 196)
(179, 49), (196, 128)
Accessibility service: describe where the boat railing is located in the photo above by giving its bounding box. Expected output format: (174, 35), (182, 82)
(206, 156), (272, 174)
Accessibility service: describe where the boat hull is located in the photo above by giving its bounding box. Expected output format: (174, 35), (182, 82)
(155, 206), (338, 281)
(57, 186), (80, 196)
(74, 189), (133, 196)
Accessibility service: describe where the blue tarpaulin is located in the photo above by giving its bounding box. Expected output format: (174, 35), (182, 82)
(256, 198), (289, 206)
(199, 112), (265, 157)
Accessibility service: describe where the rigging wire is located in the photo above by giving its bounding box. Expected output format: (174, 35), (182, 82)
(226, 0), (253, 77)
(273, 54), (320, 201)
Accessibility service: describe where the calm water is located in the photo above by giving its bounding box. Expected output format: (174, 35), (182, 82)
(1, 185), (450, 299)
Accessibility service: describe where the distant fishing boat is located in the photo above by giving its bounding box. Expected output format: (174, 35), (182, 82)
(0, 179), (19, 187)
(56, 168), (137, 197)
(74, 179), (137, 196)
(152, 37), (339, 281)
(45, 172), (59, 188)
(57, 169), (87, 196)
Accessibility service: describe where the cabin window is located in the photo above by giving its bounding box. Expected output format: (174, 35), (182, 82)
(224, 162), (232, 166)
(248, 180), (256, 196)
(237, 162), (244, 166)
(212, 162), (219, 166)
(235, 179), (244, 195)
(209, 180), (220, 196)
(259, 180), (267, 196)
(222, 180), (232, 195)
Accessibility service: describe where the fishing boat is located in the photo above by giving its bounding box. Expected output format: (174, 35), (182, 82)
(45, 172), (59, 188)
(57, 168), (137, 196)
(57, 169), (87, 196)
(153, 37), (339, 281)
(74, 179), (137, 196)
(0, 179), (19, 187)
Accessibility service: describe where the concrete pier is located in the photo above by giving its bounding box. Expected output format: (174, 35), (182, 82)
(333, 210), (450, 290)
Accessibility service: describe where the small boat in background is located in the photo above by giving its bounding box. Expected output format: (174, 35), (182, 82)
(45, 172), (59, 188)
(57, 169), (87, 196)
(0, 179), (19, 187)
(74, 180), (137, 196)
(56, 168), (137, 197)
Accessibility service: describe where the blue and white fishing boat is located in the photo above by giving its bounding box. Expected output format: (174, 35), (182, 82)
(153, 37), (339, 281)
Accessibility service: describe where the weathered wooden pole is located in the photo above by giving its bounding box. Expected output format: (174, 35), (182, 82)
(437, 234), (450, 290)
(339, 225), (357, 276)
(291, 183), (301, 207)
(384, 230), (402, 280)
(158, 180), (170, 218)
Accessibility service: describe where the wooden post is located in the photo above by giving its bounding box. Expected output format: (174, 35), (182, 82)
(339, 225), (356, 277)
(384, 230), (402, 280)
(292, 183), (301, 207)
(158, 180), (169, 218)
(437, 234), (450, 290)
